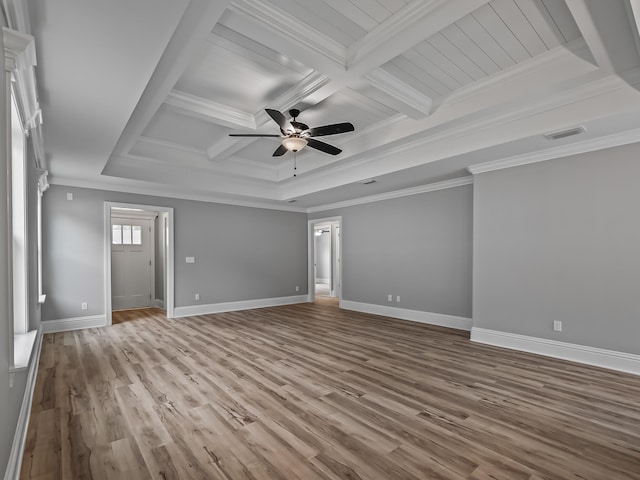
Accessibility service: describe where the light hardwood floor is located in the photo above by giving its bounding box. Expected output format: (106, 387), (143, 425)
(112, 308), (166, 325)
(21, 301), (640, 479)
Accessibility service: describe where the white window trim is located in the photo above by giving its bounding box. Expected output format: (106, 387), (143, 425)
(4, 27), (41, 372)
(36, 168), (48, 304)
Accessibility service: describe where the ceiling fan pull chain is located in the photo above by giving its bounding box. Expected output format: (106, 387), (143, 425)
(293, 152), (297, 178)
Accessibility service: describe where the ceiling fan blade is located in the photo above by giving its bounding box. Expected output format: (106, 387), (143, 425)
(307, 138), (342, 155)
(305, 122), (354, 137)
(265, 108), (294, 134)
(229, 133), (281, 137)
(272, 144), (288, 156)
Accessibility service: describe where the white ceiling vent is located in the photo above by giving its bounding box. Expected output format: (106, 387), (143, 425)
(544, 126), (586, 141)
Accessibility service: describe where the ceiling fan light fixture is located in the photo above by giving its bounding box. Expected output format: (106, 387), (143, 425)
(282, 136), (308, 152)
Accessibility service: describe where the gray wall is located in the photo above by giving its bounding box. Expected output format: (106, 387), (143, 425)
(310, 184), (473, 318)
(473, 143), (640, 355)
(42, 186), (308, 320)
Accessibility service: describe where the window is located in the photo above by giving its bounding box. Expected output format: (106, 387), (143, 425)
(4, 27), (42, 373)
(112, 224), (143, 245)
(11, 90), (28, 336)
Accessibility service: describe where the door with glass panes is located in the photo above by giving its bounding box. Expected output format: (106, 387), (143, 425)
(111, 216), (153, 310)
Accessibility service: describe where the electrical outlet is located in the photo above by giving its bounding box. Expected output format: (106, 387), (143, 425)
(185, 256), (195, 263)
(396, 295), (400, 303)
(81, 302), (88, 311)
(295, 285), (300, 292)
(553, 320), (562, 332)
(194, 293), (200, 301)
(387, 294), (392, 302)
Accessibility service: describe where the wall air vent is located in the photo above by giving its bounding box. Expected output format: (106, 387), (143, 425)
(358, 179), (377, 185)
(544, 126), (586, 141)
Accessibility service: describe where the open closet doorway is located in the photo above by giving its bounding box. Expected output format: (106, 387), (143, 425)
(104, 202), (174, 325)
(308, 216), (342, 302)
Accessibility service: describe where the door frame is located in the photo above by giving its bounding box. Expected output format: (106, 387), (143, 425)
(308, 216), (342, 303)
(104, 202), (175, 324)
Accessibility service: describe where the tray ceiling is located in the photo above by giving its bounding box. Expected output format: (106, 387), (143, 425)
(26, 0), (640, 210)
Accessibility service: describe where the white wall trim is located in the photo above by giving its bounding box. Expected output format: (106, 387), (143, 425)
(471, 327), (640, 376)
(307, 177), (473, 213)
(340, 300), (472, 331)
(467, 127), (640, 175)
(4, 327), (43, 480)
(173, 295), (308, 318)
(42, 315), (107, 333)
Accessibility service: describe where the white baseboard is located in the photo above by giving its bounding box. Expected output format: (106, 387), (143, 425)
(154, 299), (165, 309)
(4, 327), (43, 480)
(42, 314), (107, 333)
(173, 295), (309, 318)
(340, 300), (472, 331)
(471, 327), (640, 376)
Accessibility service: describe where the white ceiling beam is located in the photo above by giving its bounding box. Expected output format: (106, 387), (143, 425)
(166, 90), (256, 129)
(363, 68), (433, 117)
(565, 0), (640, 74)
(627, 0), (640, 59)
(110, 0), (234, 159)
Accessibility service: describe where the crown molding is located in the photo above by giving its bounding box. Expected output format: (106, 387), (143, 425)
(165, 90), (256, 129)
(48, 176), (306, 213)
(228, 0), (345, 67)
(364, 68), (432, 117)
(306, 176), (473, 213)
(467, 127), (640, 175)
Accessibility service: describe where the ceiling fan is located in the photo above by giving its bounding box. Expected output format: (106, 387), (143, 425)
(229, 108), (354, 156)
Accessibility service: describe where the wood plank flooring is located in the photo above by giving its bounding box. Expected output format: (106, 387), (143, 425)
(21, 301), (640, 479)
(112, 308), (165, 325)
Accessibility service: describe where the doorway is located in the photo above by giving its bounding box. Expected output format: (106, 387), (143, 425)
(308, 217), (342, 302)
(111, 210), (157, 310)
(104, 202), (174, 325)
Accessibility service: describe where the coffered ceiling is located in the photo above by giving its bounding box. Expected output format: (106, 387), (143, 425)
(22, 0), (640, 210)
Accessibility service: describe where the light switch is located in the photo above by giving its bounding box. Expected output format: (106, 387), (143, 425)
(67, 192), (73, 200)
(185, 256), (195, 263)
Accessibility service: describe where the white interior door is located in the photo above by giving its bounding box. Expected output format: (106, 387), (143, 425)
(111, 216), (153, 310)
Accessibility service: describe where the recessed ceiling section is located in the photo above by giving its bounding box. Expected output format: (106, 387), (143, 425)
(27, 0), (640, 209)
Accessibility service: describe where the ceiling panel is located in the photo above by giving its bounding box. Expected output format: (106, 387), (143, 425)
(175, 26), (313, 112)
(142, 105), (230, 151)
(300, 88), (395, 135)
(384, 0), (584, 101)
(267, 0), (367, 46)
